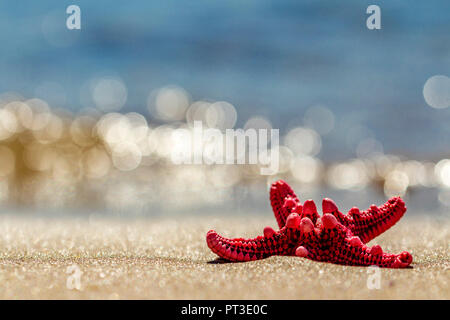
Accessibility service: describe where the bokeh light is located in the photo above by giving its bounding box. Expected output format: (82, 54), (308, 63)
(327, 160), (368, 190)
(435, 159), (450, 188)
(148, 86), (190, 121)
(0, 85), (449, 212)
(284, 127), (321, 156)
(384, 170), (409, 197)
(112, 142), (142, 171)
(93, 77), (128, 112)
(423, 75), (450, 109)
(0, 146), (15, 177)
(205, 101), (237, 130)
(291, 156), (322, 184)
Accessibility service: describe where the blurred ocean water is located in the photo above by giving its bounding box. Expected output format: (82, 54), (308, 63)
(0, 1), (449, 216)
(0, 0), (449, 159)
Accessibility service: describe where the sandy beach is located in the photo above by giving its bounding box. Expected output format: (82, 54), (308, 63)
(0, 215), (448, 299)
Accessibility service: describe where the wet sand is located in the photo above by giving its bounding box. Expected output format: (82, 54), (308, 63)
(0, 215), (448, 299)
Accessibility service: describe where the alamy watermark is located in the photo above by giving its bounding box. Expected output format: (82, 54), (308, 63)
(66, 264), (82, 290)
(66, 5), (81, 30)
(171, 121), (279, 175)
(66, 5), (381, 31)
(366, 265), (381, 290)
(366, 5), (381, 30)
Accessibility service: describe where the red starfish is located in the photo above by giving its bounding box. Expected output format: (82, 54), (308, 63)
(206, 180), (413, 268)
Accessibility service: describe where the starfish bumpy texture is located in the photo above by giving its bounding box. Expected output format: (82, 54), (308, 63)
(206, 180), (413, 268)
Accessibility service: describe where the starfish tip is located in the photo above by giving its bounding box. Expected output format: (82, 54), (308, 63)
(206, 230), (219, 249)
(348, 236), (363, 247)
(322, 198), (338, 213)
(286, 213), (301, 229)
(274, 179), (286, 186)
(370, 244), (383, 256)
(400, 251), (413, 264)
(263, 226), (276, 238)
(283, 197), (297, 210)
(321, 213), (338, 229)
(295, 246), (309, 257)
(349, 207), (360, 216)
(300, 217), (314, 233)
(303, 199), (317, 214)
(392, 252), (413, 268)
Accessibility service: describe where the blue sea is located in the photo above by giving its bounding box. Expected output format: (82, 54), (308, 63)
(0, 0), (449, 160)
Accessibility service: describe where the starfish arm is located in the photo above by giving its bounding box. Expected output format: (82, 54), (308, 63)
(337, 243), (413, 268)
(336, 236), (413, 268)
(270, 180), (301, 228)
(298, 214), (412, 268)
(322, 197), (407, 243)
(206, 214), (303, 262)
(349, 197), (407, 243)
(302, 199), (321, 225)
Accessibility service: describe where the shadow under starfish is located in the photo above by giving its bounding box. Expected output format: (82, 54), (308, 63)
(206, 180), (413, 268)
(207, 258), (237, 264)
